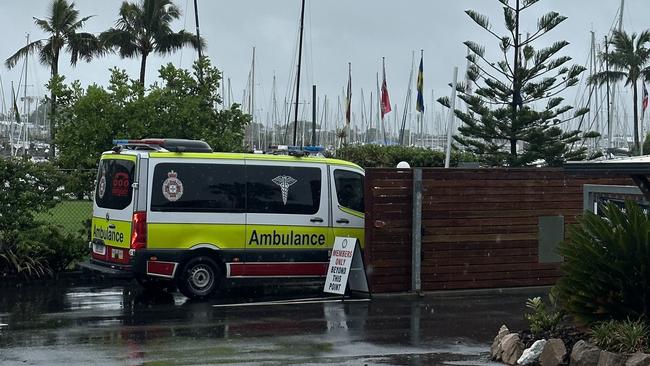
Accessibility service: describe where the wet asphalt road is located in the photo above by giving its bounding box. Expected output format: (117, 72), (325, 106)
(0, 279), (546, 365)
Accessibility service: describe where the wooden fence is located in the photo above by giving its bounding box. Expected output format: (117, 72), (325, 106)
(363, 168), (631, 293)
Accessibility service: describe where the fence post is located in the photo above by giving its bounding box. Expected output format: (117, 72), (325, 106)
(411, 168), (422, 293)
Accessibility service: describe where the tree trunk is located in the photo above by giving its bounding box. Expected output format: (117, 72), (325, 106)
(50, 54), (59, 160)
(633, 80), (640, 153)
(139, 52), (148, 86)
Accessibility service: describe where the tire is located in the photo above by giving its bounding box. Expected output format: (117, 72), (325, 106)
(177, 256), (221, 300)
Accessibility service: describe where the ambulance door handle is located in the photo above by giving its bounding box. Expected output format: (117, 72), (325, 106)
(336, 218), (349, 224)
(310, 217), (324, 223)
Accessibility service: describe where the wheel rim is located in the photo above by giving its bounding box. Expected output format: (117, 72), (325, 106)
(188, 264), (214, 294)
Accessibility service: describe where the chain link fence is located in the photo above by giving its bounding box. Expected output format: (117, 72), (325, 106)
(36, 169), (97, 237)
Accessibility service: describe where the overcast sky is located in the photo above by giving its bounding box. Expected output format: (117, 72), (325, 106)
(0, 0), (644, 127)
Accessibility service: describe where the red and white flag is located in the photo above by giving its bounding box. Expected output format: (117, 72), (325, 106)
(381, 59), (392, 118)
(643, 83), (649, 116)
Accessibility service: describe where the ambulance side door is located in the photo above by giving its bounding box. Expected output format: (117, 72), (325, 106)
(329, 166), (365, 246)
(245, 161), (332, 264)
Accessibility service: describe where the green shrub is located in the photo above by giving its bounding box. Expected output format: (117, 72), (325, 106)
(525, 296), (563, 336)
(0, 246), (52, 279)
(555, 201), (650, 324)
(0, 159), (88, 279)
(18, 225), (87, 273)
(335, 145), (478, 168)
(591, 318), (648, 353)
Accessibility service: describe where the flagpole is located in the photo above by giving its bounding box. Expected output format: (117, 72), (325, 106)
(444, 67), (459, 169)
(381, 57), (388, 145)
(642, 83), (647, 155)
(417, 49), (424, 147)
(345, 62), (352, 146)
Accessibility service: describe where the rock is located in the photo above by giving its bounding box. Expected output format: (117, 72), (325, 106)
(501, 333), (523, 365)
(598, 351), (627, 366)
(490, 324), (510, 360)
(571, 340), (602, 366)
(518, 339), (547, 365)
(626, 353), (650, 366)
(539, 338), (567, 366)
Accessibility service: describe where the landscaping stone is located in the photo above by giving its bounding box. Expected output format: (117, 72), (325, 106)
(518, 339), (546, 365)
(490, 324), (510, 360)
(539, 338), (567, 366)
(571, 340), (602, 366)
(501, 333), (523, 365)
(598, 351), (627, 366)
(626, 353), (650, 366)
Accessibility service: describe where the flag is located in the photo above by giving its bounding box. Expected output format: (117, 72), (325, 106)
(345, 64), (351, 125)
(381, 59), (391, 118)
(416, 53), (425, 113)
(641, 83), (648, 114)
(11, 84), (20, 123)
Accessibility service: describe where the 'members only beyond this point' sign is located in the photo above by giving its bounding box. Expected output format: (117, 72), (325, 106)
(324, 237), (369, 295)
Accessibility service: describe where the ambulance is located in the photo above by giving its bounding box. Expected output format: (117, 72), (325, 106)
(81, 139), (365, 299)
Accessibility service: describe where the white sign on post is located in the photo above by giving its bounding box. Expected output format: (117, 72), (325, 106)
(324, 237), (369, 295)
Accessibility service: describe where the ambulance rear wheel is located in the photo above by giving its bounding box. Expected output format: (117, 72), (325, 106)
(177, 256), (221, 300)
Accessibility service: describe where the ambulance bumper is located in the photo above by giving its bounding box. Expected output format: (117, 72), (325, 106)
(78, 260), (133, 279)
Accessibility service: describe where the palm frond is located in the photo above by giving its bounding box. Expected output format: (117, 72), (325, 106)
(66, 32), (103, 65)
(5, 40), (45, 68)
(100, 28), (138, 58)
(588, 71), (626, 86)
(155, 30), (202, 55)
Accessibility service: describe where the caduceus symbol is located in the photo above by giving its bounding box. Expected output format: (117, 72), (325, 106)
(272, 175), (298, 205)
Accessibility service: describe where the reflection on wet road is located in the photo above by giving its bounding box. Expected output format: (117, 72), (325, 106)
(0, 281), (543, 365)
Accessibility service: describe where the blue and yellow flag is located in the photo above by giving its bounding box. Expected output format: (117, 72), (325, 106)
(416, 53), (424, 113)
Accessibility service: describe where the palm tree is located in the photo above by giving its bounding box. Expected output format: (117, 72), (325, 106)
(590, 30), (650, 153)
(101, 0), (204, 85)
(5, 0), (102, 158)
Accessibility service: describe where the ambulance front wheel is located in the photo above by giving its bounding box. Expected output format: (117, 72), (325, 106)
(177, 256), (221, 300)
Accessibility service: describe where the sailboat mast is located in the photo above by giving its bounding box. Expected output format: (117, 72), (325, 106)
(376, 73), (380, 144)
(609, 0), (624, 150)
(603, 37), (610, 151)
(293, 0), (306, 146)
(193, 0), (202, 59)
(23, 33), (29, 153)
(591, 31), (601, 150)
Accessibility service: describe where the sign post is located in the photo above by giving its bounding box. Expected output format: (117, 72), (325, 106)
(324, 237), (370, 297)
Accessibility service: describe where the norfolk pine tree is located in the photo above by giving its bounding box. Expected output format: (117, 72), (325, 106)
(439, 0), (594, 167)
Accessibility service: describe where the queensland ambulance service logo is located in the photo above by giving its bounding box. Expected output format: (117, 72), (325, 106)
(272, 175), (297, 205)
(162, 170), (183, 202)
(97, 170), (107, 199)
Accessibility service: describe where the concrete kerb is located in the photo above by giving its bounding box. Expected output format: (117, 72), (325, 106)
(370, 285), (552, 300)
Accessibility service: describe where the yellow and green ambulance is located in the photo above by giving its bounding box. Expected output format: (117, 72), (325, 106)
(81, 139), (365, 299)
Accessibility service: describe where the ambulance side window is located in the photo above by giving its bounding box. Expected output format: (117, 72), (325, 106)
(247, 166), (321, 215)
(151, 163), (245, 212)
(334, 170), (364, 213)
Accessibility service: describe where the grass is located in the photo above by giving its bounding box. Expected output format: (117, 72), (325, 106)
(36, 200), (92, 235)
